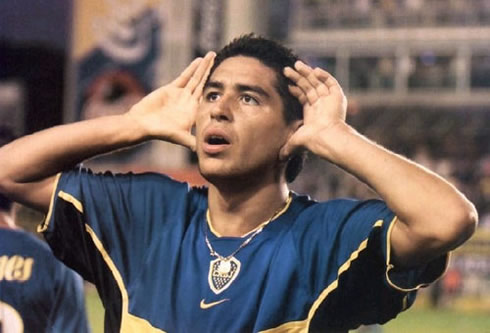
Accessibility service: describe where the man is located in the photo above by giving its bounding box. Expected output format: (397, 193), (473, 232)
(0, 127), (90, 332)
(0, 35), (477, 332)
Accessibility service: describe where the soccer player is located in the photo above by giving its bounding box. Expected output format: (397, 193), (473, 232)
(0, 127), (90, 332)
(0, 35), (477, 332)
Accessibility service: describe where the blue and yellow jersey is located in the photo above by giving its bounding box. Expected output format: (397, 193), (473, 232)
(40, 168), (447, 332)
(0, 228), (90, 332)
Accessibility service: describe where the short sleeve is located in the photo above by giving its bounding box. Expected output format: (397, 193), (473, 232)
(384, 218), (449, 291)
(294, 198), (448, 329)
(39, 167), (193, 286)
(332, 199), (448, 292)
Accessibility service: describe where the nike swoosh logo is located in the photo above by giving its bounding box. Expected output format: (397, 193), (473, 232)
(200, 298), (230, 309)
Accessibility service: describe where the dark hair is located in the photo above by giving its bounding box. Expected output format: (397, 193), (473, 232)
(211, 34), (305, 182)
(0, 126), (16, 211)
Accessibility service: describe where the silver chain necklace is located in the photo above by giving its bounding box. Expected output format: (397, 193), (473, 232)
(204, 194), (292, 294)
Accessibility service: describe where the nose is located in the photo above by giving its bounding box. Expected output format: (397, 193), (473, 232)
(210, 96), (233, 122)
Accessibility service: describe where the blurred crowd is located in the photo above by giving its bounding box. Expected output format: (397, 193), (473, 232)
(299, 0), (490, 29)
(310, 53), (490, 93)
(292, 107), (490, 230)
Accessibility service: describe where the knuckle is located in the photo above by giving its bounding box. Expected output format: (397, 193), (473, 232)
(307, 90), (317, 99)
(307, 73), (317, 82)
(298, 78), (310, 87)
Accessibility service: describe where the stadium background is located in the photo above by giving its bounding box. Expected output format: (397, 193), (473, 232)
(1, 0), (489, 331)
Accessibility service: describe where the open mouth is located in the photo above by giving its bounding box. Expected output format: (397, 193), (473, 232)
(202, 131), (231, 154)
(206, 135), (230, 145)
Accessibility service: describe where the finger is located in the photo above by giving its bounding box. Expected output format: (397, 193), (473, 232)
(288, 74), (318, 103)
(313, 67), (336, 85)
(313, 67), (343, 96)
(307, 68), (330, 96)
(284, 66), (302, 82)
(176, 133), (197, 152)
(291, 62), (319, 104)
(171, 57), (203, 88)
(285, 65), (314, 91)
(279, 143), (291, 161)
(191, 52), (216, 98)
(296, 61), (336, 103)
(279, 139), (301, 161)
(285, 66), (323, 104)
(288, 77), (318, 105)
(187, 52), (216, 93)
(288, 85), (307, 105)
(295, 61), (323, 90)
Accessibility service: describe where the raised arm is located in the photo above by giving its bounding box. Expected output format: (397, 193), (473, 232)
(283, 61), (478, 267)
(0, 52), (215, 212)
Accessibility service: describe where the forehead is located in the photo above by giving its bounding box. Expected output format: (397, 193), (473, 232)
(209, 56), (278, 90)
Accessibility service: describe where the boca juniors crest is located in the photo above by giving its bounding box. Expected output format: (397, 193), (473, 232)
(208, 257), (241, 294)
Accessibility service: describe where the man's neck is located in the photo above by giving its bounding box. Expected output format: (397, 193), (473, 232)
(207, 182), (290, 237)
(0, 211), (16, 230)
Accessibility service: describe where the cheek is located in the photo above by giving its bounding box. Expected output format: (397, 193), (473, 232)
(244, 124), (288, 155)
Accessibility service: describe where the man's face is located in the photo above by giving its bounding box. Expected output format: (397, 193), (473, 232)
(195, 56), (294, 183)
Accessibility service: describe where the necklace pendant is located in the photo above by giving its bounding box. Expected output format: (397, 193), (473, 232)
(208, 257), (241, 294)
(218, 259), (232, 275)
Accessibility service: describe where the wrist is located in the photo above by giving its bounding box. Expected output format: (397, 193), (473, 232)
(307, 122), (358, 162)
(121, 112), (153, 143)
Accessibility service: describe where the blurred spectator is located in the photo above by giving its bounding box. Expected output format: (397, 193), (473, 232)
(443, 268), (463, 297)
(349, 56), (395, 91)
(294, 0), (490, 29)
(471, 55), (490, 88)
(0, 126), (90, 332)
(408, 53), (455, 89)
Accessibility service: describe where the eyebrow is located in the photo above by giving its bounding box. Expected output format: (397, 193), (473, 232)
(204, 80), (271, 99)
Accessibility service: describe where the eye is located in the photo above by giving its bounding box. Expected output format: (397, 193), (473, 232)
(205, 92), (220, 102)
(241, 94), (259, 106)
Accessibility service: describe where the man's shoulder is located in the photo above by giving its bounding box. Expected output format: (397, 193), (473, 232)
(61, 167), (204, 196)
(0, 228), (65, 273)
(293, 193), (365, 215)
(291, 195), (390, 232)
(0, 228), (49, 251)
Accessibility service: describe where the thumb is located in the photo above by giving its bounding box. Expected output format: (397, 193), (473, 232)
(280, 120), (303, 161)
(173, 133), (197, 152)
(279, 140), (294, 161)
